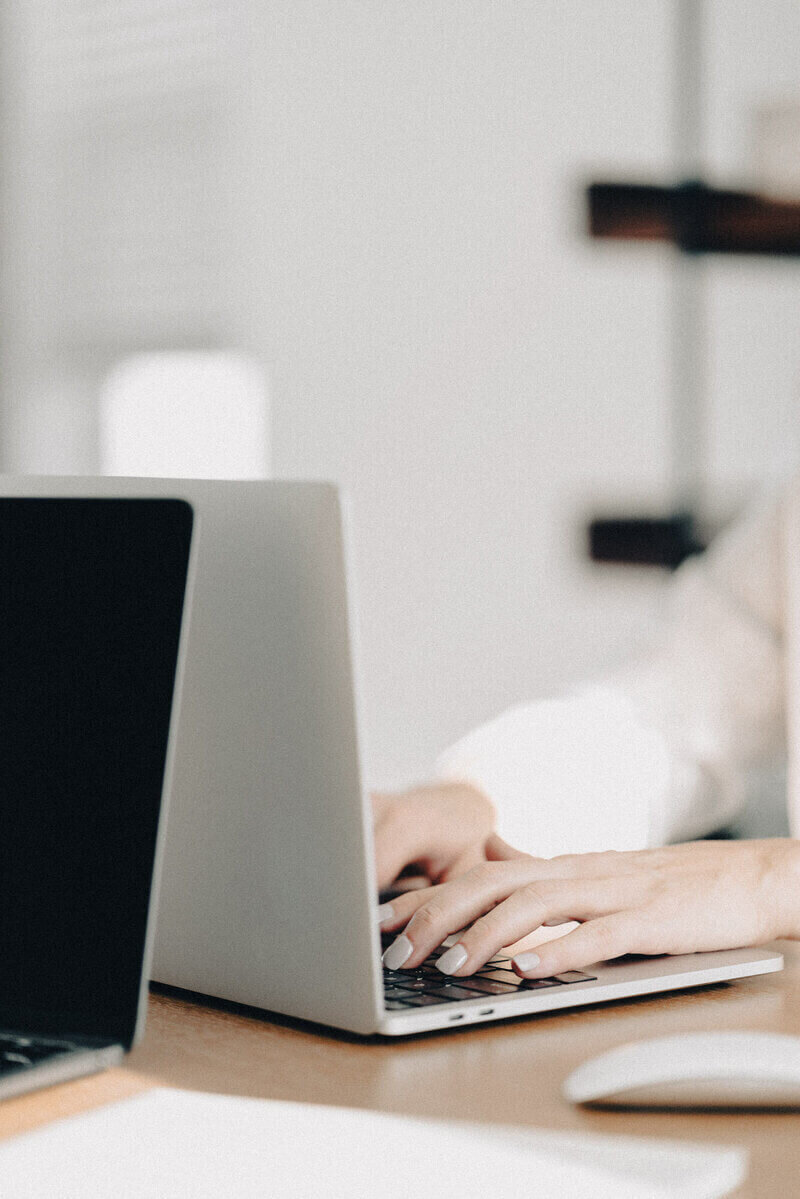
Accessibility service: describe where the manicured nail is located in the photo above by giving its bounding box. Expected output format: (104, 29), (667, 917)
(382, 935), (413, 970)
(436, 943), (468, 974)
(377, 902), (394, 926)
(512, 952), (540, 974)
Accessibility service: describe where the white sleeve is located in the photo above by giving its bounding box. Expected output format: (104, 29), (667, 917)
(435, 490), (787, 856)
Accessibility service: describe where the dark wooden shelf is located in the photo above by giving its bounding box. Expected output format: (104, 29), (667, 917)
(588, 180), (800, 256)
(587, 512), (706, 569)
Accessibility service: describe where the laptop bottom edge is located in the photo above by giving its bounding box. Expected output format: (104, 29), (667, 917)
(377, 947), (785, 1036)
(0, 1044), (125, 1104)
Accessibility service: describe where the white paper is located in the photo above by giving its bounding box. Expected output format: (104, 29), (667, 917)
(0, 1089), (746, 1199)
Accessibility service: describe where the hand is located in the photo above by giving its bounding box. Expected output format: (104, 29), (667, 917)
(379, 834), (800, 976)
(371, 783), (495, 892)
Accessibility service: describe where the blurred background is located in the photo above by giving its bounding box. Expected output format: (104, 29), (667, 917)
(1, 0), (799, 798)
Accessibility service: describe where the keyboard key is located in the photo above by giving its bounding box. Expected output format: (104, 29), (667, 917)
(442, 977), (518, 995)
(433, 976), (513, 994)
(426, 986), (488, 1001)
(553, 971), (596, 984)
(400, 994), (451, 1006)
(0, 1034), (77, 1051)
(2, 1051), (31, 1066)
(518, 978), (563, 989)
(384, 987), (419, 1001)
(384, 1001), (412, 1011)
(0, 1033), (77, 1075)
(472, 969), (522, 983)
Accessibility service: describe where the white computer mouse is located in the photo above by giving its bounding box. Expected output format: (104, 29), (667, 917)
(564, 1031), (800, 1108)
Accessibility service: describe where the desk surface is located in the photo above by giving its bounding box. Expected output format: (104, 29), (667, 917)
(2, 944), (799, 1195)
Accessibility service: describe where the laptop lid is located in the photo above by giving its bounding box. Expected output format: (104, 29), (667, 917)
(0, 497), (194, 1050)
(0, 478), (383, 1036)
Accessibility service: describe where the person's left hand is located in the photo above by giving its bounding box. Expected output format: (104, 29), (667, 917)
(379, 834), (800, 976)
(371, 783), (495, 893)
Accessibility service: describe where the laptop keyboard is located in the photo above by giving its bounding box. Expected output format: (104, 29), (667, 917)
(0, 1033), (79, 1077)
(381, 933), (596, 1010)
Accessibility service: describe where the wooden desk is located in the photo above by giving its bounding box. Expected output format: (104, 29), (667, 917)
(2, 944), (799, 1195)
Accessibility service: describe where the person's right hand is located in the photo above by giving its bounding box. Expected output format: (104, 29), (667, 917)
(378, 834), (800, 978)
(372, 783), (495, 893)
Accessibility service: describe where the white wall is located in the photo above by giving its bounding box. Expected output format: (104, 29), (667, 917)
(703, 0), (800, 498)
(241, 1), (674, 785)
(4, 2), (799, 794)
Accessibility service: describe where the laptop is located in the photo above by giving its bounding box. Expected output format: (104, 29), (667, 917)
(0, 494), (194, 1100)
(0, 477), (782, 1037)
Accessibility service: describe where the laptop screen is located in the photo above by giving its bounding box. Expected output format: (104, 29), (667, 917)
(0, 498), (193, 1048)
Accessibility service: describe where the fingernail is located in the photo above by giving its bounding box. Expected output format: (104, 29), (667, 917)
(436, 943), (468, 975)
(382, 935), (413, 970)
(377, 902), (394, 926)
(512, 952), (540, 974)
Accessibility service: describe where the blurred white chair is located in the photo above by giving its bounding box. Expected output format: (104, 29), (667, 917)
(99, 351), (269, 478)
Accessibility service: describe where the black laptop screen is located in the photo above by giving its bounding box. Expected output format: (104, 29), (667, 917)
(0, 498), (193, 1047)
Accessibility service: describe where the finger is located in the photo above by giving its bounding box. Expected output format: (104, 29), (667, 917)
(439, 844), (486, 881)
(436, 877), (633, 975)
(381, 860), (536, 970)
(512, 913), (637, 977)
(485, 833), (529, 862)
(546, 848), (649, 879)
(389, 875), (431, 893)
(486, 840), (612, 880)
(371, 792), (391, 818)
(380, 851), (624, 969)
(373, 807), (430, 891)
(485, 841), (583, 881)
(377, 884), (443, 932)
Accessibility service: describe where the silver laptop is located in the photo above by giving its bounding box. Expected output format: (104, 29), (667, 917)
(1, 477), (782, 1037)
(0, 493), (194, 1099)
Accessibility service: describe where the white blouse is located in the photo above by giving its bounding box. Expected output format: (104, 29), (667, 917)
(435, 486), (790, 857)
